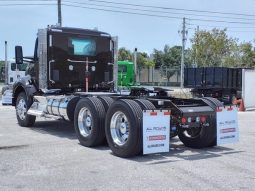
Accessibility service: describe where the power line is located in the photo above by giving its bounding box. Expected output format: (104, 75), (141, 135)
(62, 3), (182, 20)
(188, 23), (255, 29)
(188, 23), (255, 35)
(0, 3), (55, 6)
(228, 30), (255, 33)
(3, 0), (255, 20)
(2, 0), (255, 26)
(62, 3), (255, 26)
(84, 0), (255, 18)
(62, 0), (255, 22)
(0, 0), (55, 1)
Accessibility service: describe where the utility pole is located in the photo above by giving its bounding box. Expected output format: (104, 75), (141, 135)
(58, 0), (62, 26)
(194, 25), (199, 67)
(180, 17), (187, 88)
(4, 41), (8, 85)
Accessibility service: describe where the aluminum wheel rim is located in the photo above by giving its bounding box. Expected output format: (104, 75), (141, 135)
(110, 111), (129, 146)
(78, 107), (93, 137)
(17, 98), (27, 120)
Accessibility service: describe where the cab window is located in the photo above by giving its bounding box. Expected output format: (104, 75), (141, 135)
(68, 38), (96, 56)
(118, 65), (127, 73)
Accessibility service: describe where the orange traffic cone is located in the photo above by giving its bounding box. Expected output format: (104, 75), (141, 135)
(238, 98), (245, 112)
(232, 97), (245, 112)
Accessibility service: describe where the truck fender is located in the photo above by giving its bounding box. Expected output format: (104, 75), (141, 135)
(66, 96), (80, 121)
(12, 76), (37, 106)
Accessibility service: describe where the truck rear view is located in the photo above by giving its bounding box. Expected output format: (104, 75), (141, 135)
(11, 26), (238, 158)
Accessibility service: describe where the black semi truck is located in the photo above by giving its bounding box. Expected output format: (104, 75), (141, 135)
(13, 26), (225, 157)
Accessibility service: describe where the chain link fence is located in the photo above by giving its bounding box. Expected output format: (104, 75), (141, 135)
(138, 67), (181, 87)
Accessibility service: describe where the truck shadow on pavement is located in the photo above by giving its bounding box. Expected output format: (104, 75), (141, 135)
(28, 120), (244, 163)
(129, 138), (244, 164)
(31, 120), (76, 140)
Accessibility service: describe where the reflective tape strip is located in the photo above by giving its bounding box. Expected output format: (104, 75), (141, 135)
(216, 107), (223, 112)
(227, 107), (233, 111)
(164, 111), (171, 116)
(150, 112), (157, 116)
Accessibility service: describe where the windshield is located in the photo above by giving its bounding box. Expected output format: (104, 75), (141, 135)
(118, 65), (127, 73)
(11, 63), (27, 71)
(69, 38), (96, 56)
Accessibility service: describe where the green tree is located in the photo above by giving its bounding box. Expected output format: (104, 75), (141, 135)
(153, 45), (187, 80)
(239, 42), (255, 67)
(185, 48), (194, 67)
(191, 28), (238, 67)
(153, 45), (185, 69)
(137, 52), (154, 69)
(118, 47), (132, 61)
(0, 61), (4, 68)
(153, 49), (164, 69)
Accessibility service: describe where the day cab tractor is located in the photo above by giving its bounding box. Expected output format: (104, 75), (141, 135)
(1, 60), (27, 105)
(117, 60), (134, 87)
(12, 26), (224, 158)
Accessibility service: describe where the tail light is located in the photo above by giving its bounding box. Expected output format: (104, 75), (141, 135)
(181, 117), (187, 124)
(200, 116), (207, 123)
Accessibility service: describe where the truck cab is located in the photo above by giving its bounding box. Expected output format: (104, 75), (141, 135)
(14, 27), (115, 94)
(1, 61), (27, 105)
(117, 61), (134, 87)
(7, 61), (27, 84)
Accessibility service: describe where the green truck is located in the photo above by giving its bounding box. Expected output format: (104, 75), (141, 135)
(117, 61), (134, 87)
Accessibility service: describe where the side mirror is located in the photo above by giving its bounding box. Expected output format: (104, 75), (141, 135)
(15, 46), (23, 64)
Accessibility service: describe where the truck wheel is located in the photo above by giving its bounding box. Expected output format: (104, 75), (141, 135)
(105, 99), (143, 158)
(16, 92), (36, 127)
(178, 119), (215, 148)
(134, 99), (155, 110)
(201, 97), (224, 146)
(74, 97), (106, 147)
(98, 96), (114, 112)
(178, 97), (224, 148)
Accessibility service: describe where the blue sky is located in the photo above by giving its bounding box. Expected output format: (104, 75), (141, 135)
(1, 0), (255, 60)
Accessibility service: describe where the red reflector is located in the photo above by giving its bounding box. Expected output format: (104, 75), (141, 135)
(200, 116), (207, 123)
(150, 112), (157, 116)
(216, 107), (223, 112)
(164, 111), (171, 115)
(181, 117), (187, 124)
(227, 107), (233, 111)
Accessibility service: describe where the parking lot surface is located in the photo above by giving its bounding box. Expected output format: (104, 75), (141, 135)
(0, 103), (255, 191)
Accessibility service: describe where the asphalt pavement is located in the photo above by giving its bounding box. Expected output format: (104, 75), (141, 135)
(0, 104), (255, 191)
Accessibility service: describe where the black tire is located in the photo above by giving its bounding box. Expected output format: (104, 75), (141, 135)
(201, 97), (223, 109)
(105, 99), (143, 158)
(74, 97), (106, 147)
(178, 118), (216, 148)
(98, 96), (114, 112)
(178, 97), (223, 148)
(16, 92), (36, 127)
(134, 99), (156, 110)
